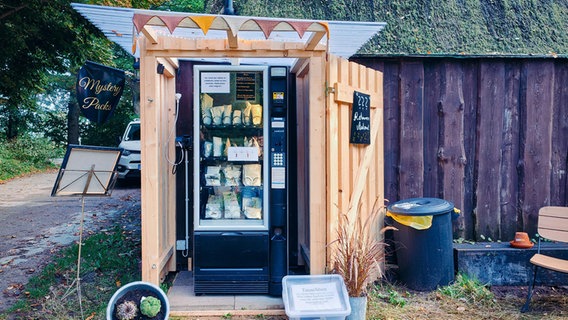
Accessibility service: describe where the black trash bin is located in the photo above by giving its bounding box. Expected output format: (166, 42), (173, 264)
(387, 197), (455, 291)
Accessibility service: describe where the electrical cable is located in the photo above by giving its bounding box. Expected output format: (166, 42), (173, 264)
(164, 93), (184, 167)
(182, 144), (190, 258)
(162, 92), (191, 258)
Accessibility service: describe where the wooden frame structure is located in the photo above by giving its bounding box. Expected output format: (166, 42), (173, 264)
(133, 12), (384, 285)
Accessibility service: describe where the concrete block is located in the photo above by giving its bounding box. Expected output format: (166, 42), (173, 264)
(454, 242), (568, 286)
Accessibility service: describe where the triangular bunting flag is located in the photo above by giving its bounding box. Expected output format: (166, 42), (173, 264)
(288, 21), (314, 38)
(190, 16), (216, 35)
(319, 22), (330, 38)
(253, 19), (281, 39)
(131, 25), (137, 54)
(160, 15), (187, 33)
(132, 14), (154, 34)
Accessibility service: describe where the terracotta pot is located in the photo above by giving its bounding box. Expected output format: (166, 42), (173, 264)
(510, 231), (534, 249)
(106, 281), (170, 320)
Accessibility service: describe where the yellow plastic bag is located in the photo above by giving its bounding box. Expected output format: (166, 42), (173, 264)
(386, 211), (433, 230)
(387, 208), (461, 230)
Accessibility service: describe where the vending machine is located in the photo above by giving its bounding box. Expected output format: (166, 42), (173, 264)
(192, 65), (289, 294)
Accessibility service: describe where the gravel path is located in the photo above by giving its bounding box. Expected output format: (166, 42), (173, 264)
(0, 171), (141, 313)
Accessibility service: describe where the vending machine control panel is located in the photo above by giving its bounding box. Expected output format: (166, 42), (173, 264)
(268, 66), (289, 295)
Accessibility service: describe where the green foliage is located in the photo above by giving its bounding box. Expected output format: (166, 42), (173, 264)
(371, 284), (409, 307)
(90, 0), (167, 8)
(0, 135), (61, 181)
(153, 0), (205, 12)
(235, 0), (568, 56)
(453, 237), (475, 244)
(438, 273), (495, 306)
(140, 296), (161, 317)
(0, 0), (145, 145)
(0, 0), (116, 139)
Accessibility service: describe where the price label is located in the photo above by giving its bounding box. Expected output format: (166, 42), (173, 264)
(227, 147), (259, 162)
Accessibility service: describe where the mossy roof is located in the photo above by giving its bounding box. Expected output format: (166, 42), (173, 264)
(233, 0), (568, 57)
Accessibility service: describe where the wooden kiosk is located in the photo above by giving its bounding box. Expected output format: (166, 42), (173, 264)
(130, 12), (385, 287)
(70, 3), (386, 313)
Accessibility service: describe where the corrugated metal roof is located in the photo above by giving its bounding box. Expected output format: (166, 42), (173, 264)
(71, 3), (386, 66)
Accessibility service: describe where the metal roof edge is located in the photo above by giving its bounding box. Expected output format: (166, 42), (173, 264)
(71, 3), (386, 60)
(72, 2), (386, 26)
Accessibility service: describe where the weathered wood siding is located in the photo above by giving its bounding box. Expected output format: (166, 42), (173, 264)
(352, 57), (568, 241)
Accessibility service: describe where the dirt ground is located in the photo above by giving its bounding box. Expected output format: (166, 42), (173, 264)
(0, 171), (141, 314)
(2, 171), (568, 319)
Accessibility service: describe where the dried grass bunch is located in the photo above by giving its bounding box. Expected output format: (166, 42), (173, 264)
(330, 200), (394, 297)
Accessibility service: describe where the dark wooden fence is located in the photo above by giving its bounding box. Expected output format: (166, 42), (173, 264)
(352, 56), (568, 241)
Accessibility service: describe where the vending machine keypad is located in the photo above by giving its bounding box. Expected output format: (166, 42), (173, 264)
(272, 152), (285, 167)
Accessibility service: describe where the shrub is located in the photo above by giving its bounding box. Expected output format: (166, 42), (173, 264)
(0, 135), (61, 181)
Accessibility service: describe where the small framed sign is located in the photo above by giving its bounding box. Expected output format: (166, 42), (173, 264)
(350, 91), (371, 145)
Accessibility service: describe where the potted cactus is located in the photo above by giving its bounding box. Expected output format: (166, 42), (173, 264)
(107, 281), (170, 320)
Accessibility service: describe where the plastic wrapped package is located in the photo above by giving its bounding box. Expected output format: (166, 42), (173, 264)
(213, 137), (223, 157)
(243, 164), (262, 186)
(211, 106), (224, 125)
(223, 164), (242, 186)
(205, 194), (223, 219)
(223, 192), (241, 219)
(201, 94), (213, 125)
(232, 110), (242, 125)
(222, 104), (232, 125)
(205, 166), (221, 186)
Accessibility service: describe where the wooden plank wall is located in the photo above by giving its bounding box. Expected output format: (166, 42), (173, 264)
(326, 55), (384, 266)
(352, 57), (568, 241)
(139, 51), (178, 283)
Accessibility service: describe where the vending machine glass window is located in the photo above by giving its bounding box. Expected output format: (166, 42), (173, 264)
(193, 65), (270, 231)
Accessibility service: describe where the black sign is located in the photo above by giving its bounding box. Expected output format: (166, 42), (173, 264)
(350, 91), (371, 145)
(236, 72), (257, 101)
(76, 61), (125, 124)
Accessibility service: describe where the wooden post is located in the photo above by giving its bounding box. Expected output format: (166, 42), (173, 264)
(309, 53), (328, 275)
(139, 38), (162, 284)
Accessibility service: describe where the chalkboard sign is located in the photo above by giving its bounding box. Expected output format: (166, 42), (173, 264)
(350, 91), (371, 145)
(236, 72), (257, 101)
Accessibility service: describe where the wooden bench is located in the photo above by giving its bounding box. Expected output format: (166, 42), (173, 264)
(521, 206), (568, 312)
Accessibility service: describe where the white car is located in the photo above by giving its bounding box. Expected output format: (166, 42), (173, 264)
(117, 120), (141, 179)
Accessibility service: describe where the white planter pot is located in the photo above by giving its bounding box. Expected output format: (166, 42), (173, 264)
(106, 281), (170, 320)
(346, 296), (367, 320)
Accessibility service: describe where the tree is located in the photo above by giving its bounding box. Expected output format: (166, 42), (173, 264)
(152, 0), (205, 12)
(0, 0), (115, 140)
(0, 0), (207, 145)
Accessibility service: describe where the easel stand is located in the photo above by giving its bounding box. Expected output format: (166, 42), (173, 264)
(51, 145), (121, 319)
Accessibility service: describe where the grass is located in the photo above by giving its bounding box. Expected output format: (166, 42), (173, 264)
(437, 273), (495, 305)
(3, 223), (568, 319)
(1, 142), (566, 320)
(367, 274), (568, 320)
(3, 225), (141, 319)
